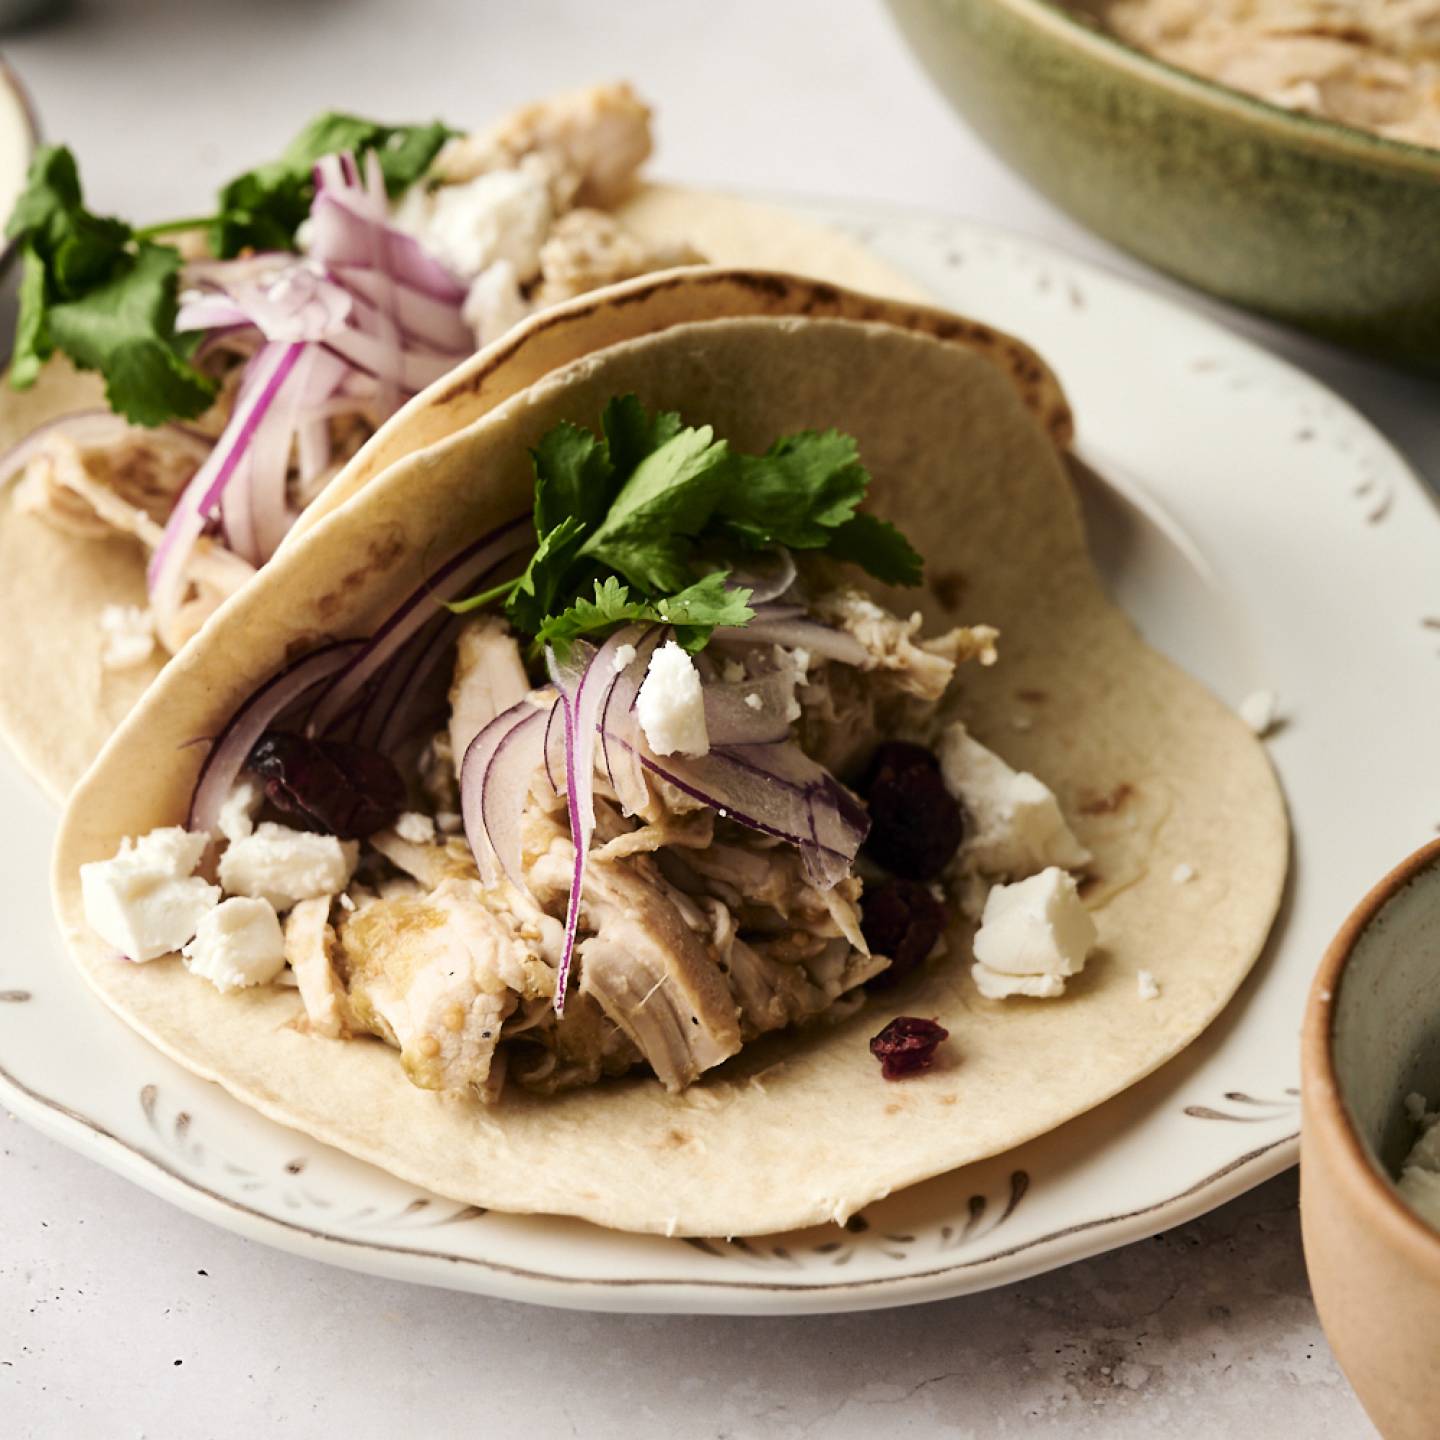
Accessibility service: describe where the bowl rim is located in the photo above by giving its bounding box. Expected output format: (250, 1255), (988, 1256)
(976, 0), (1440, 175)
(1303, 837), (1440, 1267)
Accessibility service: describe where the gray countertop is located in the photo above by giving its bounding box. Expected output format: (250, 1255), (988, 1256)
(1, 0), (1423, 1432)
(4, 1115), (1370, 1437)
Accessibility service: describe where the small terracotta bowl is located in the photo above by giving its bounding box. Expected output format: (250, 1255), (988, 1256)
(1302, 839), (1440, 1439)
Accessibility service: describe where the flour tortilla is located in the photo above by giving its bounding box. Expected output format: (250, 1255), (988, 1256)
(53, 290), (1287, 1237)
(0, 184), (960, 801)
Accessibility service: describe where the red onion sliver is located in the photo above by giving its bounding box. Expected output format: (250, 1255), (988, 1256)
(712, 617), (869, 668)
(460, 698), (547, 887)
(548, 627), (654, 1014)
(187, 639), (363, 835)
(597, 625), (663, 815)
(303, 517), (529, 737)
(727, 547), (796, 605)
(149, 340), (306, 623)
(702, 671), (796, 746)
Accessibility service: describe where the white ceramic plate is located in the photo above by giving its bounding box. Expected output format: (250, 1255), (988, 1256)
(4, 201), (1437, 1314)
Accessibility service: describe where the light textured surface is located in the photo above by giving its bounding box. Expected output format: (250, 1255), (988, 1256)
(2, 1116), (1369, 1438)
(0, 0), (1424, 1431)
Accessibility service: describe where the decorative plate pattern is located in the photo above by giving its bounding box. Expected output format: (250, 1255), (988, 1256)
(2, 201), (1435, 1313)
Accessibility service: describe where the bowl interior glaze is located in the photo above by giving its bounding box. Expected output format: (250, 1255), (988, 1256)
(1331, 852), (1440, 1179)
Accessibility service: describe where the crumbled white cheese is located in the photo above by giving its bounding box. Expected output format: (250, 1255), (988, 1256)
(636, 641), (709, 757)
(939, 722), (1090, 878)
(744, 692), (764, 712)
(338, 892), (357, 913)
(99, 604), (156, 671)
(461, 259), (530, 344)
(182, 896), (286, 992)
(393, 157), (554, 282)
(1239, 689), (1279, 736)
(217, 778), (262, 844)
(1137, 969), (1161, 1001)
(611, 642), (638, 674)
(1398, 1094), (1440, 1228)
(435, 810), (463, 835)
(394, 811), (437, 846)
(218, 823), (358, 912)
(973, 967), (1066, 1000)
(80, 826), (219, 962)
(1171, 862), (1196, 886)
(721, 658), (747, 684)
(971, 867), (1097, 1000)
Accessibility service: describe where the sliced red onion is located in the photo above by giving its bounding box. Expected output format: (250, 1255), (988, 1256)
(627, 739), (868, 889)
(542, 689), (564, 795)
(371, 611), (465, 755)
(303, 517), (530, 737)
(308, 188), (465, 303)
(727, 547), (796, 605)
(318, 328), (458, 393)
(598, 626), (663, 816)
(701, 672), (795, 746)
(149, 340), (307, 627)
(187, 639), (363, 835)
(334, 265), (472, 351)
(712, 616), (869, 668)
(460, 697), (550, 888)
(178, 261), (354, 345)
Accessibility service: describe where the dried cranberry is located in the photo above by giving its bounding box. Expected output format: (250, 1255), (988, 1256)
(246, 732), (406, 839)
(859, 742), (964, 881)
(869, 1016), (949, 1080)
(862, 880), (946, 990)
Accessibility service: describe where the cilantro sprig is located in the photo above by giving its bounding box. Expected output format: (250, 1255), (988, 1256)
(455, 395), (924, 657)
(5, 114), (454, 424)
(208, 114), (454, 258)
(7, 146), (217, 423)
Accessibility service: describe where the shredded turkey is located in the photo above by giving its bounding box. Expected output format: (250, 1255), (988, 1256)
(448, 617), (531, 763)
(432, 81), (654, 209)
(187, 576), (1029, 1103)
(1083, 0), (1440, 148)
(534, 209), (703, 305)
(283, 897), (346, 1038)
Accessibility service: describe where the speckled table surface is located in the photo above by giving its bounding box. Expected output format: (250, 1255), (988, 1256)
(1, 1), (1428, 1434)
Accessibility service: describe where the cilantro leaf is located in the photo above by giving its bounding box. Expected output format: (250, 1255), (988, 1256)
(825, 511), (924, 587)
(6, 147), (216, 422)
(211, 114), (454, 258)
(534, 572), (754, 659)
(46, 242), (217, 424)
(578, 425), (732, 593)
(500, 515), (590, 636)
(11, 247), (50, 388)
(450, 395), (921, 659)
(655, 571), (755, 652)
(531, 419), (617, 537)
(532, 575), (657, 655)
(719, 430), (868, 551)
(6, 145), (132, 291)
(601, 393), (683, 476)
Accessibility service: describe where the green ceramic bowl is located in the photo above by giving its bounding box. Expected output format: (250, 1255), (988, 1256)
(884, 0), (1440, 370)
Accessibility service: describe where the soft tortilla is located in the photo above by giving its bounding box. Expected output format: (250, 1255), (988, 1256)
(0, 184), (962, 801)
(52, 288), (1287, 1237)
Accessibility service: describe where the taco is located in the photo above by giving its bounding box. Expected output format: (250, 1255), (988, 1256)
(0, 83), (921, 799)
(53, 271), (1287, 1237)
